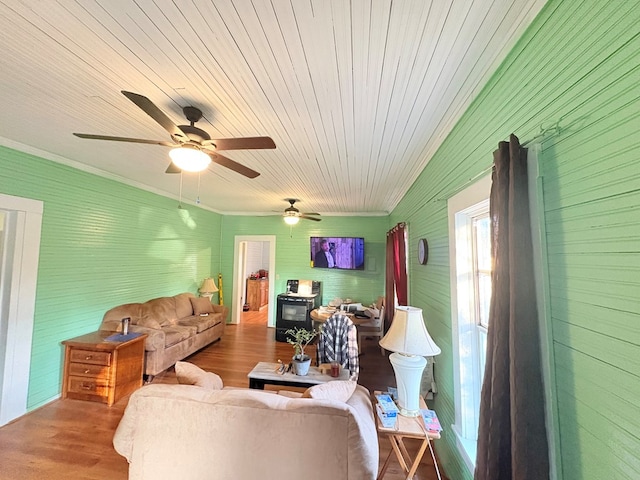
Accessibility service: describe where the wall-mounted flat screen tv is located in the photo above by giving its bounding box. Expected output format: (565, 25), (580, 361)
(310, 237), (365, 270)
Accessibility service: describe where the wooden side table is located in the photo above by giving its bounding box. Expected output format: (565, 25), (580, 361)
(375, 393), (442, 480)
(61, 331), (146, 406)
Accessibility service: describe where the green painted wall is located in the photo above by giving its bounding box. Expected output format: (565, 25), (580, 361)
(390, 0), (640, 479)
(0, 146), (222, 409)
(219, 215), (388, 308)
(0, 144), (386, 411)
(1, 2), (638, 478)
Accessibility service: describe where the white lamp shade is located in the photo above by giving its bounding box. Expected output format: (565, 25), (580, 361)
(169, 147), (211, 172)
(283, 215), (299, 225)
(380, 306), (441, 416)
(379, 306), (441, 356)
(199, 277), (218, 293)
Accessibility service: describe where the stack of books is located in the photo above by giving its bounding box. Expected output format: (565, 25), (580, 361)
(375, 393), (399, 428)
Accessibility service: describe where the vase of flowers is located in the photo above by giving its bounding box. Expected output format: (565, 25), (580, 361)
(285, 327), (321, 375)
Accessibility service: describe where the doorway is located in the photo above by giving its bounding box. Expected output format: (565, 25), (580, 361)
(0, 194), (43, 426)
(231, 235), (276, 327)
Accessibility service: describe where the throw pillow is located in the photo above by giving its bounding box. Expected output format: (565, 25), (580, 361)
(190, 297), (215, 315)
(302, 380), (357, 402)
(175, 361), (223, 390)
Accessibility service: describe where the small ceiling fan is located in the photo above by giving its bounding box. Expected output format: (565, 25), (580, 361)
(282, 198), (321, 224)
(73, 90), (275, 178)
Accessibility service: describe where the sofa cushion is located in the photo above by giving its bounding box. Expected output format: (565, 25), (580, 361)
(277, 390), (304, 398)
(137, 315), (162, 329)
(178, 314), (219, 333)
(175, 361), (223, 390)
(141, 297), (179, 327)
(302, 380), (357, 402)
(190, 297), (214, 315)
(174, 293), (195, 319)
(162, 325), (196, 347)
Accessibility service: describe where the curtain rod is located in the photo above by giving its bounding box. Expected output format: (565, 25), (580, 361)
(435, 122), (562, 202)
(387, 222), (406, 235)
(521, 122), (561, 147)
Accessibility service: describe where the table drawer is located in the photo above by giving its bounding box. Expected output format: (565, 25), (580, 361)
(69, 349), (111, 366)
(67, 362), (110, 380)
(68, 376), (109, 396)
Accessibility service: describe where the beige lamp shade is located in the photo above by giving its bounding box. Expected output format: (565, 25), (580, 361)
(379, 306), (441, 356)
(199, 277), (219, 294)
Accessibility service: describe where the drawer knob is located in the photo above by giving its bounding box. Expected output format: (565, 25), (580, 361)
(85, 355), (92, 360)
(84, 369), (90, 374)
(81, 383), (93, 390)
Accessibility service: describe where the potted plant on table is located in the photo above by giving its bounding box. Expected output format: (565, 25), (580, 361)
(285, 327), (321, 376)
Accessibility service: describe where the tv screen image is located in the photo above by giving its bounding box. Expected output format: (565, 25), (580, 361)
(310, 237), (365, 270)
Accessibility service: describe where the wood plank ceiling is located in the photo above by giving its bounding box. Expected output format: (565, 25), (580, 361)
(0, 0), (546, 215)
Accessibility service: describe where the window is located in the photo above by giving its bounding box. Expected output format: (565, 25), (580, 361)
(473, 213), (491, 378)
(447, 175), (492, 472)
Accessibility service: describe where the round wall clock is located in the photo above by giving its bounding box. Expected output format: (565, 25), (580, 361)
(418, 238), (429, 265)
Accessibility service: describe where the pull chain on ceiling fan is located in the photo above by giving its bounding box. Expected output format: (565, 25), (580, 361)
(73, 90), (275, 178)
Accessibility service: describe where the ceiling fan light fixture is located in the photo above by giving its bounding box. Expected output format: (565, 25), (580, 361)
(283, 215), (300, 225)
(169, 146), (211, 172)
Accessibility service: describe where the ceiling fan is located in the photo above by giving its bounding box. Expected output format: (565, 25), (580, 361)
(73, 90), (275, 178)
(282, 198), (321, 224)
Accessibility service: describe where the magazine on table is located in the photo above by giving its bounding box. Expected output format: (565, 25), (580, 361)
(420, 408), (442, 432)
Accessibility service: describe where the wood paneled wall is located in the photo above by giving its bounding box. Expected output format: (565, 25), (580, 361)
(0, 146), (222, 409)
(220, 215), (388, 307)
(390, 0), (640, 479)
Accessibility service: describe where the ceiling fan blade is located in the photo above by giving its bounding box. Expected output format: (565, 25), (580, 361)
(208, 152), (260, 179)
(165, 162), (182, 174)
(302, 212), (321, 216)
(203, 137), (276, 150)
(300, 215), (322, 222)
(121, 91), (188, 141)
(73, 133), (176, 146)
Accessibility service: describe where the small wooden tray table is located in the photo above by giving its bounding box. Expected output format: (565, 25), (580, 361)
(375, 392), (442, 480)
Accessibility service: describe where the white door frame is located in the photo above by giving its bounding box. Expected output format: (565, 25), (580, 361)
(231, 235), (276, 326)
(0, 193), (43, 426)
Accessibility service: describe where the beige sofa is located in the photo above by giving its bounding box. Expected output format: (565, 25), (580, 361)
(99, 293), (227, 377)
(113, 383), (379, 479)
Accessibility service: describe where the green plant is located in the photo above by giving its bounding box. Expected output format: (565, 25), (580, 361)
(285, 327), (321, 360)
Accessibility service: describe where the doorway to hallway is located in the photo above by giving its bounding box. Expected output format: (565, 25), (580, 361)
(231, 235), (276, 327)
(241, 309), (268, 325)
(0, 194), (43, 426)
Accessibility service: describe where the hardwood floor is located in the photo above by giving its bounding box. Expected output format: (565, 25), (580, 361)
(0, 314), (447, 479)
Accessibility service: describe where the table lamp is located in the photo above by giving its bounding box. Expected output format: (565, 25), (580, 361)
(198, 277), (219, 300)
(379, 306), (441, 416)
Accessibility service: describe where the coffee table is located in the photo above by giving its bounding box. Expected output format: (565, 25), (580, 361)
(248, 361), (349, 389)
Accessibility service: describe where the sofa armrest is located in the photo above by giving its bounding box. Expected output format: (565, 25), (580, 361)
(113, 390), (139, 462)
(100, 320), (121, 333)
(128, 325), (164, 352)
(211, 304), (229, 322)
(345, 385), (379, 472)
(99, 321), (164, 352)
